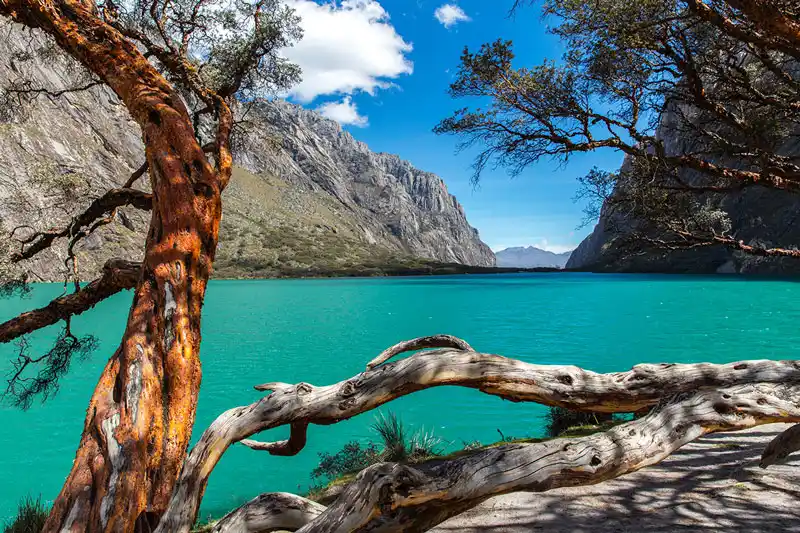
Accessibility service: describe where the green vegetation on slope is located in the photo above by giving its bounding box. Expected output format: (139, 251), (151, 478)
(214, 167), (447, 278)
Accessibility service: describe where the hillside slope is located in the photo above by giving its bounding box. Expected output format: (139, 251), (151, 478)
(0, 24), (494, 282)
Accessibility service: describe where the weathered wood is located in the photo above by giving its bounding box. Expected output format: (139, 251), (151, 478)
(297, 383), (800, 532)
(760, 423), (800, 467)
(366, 334), (474, 370)
(155, 341), (800, 533)
(210, 493), (325, 533)
(241, 422), (309, 456)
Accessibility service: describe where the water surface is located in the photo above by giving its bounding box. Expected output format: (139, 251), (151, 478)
(0, 273), (796, 519)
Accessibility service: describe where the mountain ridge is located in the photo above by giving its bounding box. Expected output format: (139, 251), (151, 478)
(0, 24), (494, 282)
(496, 246), (572, 269)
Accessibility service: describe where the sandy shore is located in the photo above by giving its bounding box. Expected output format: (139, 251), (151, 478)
(434, 424), (800, 532)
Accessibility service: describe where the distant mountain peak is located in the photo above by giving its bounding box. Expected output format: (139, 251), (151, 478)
(495, 246), (573, 269)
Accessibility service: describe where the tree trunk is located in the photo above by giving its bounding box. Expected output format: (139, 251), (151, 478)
(0, 2), (227, 531)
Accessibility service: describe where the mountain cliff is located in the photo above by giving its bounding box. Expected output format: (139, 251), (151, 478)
(495, 246), (571, 269)
(0, 25), (494, 281)
(567, 110), (800, 274)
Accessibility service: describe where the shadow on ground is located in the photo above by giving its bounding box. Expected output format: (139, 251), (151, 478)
(434, 424), (800, 532)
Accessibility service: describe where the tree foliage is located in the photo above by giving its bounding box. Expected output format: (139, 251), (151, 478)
(436, 0), (800, 257)
(0, 0), (303, 408)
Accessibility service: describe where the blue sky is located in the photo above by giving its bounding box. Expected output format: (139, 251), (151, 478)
(282, 1), (626, 253)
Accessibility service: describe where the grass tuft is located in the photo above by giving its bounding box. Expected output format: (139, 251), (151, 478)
(4, 497), (48, 533)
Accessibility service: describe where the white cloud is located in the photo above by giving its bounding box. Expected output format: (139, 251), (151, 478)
(315, 96), (369, 127)
(283, 0), (413, 105)
(534, 239), (575, 254)
(434, 4), (470, 28)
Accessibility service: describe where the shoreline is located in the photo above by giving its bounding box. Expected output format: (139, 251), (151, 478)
(26, 264), (800, 284)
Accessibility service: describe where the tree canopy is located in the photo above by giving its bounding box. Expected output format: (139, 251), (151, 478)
(436, 0), (800, 256)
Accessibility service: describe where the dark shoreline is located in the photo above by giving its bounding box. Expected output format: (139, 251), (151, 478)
(213, 262), (564, 280)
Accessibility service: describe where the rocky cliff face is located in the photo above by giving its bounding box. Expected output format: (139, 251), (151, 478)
(567, 112), (800, 274)
(0, 25), (493, 282)
(234, 100), (494, 267)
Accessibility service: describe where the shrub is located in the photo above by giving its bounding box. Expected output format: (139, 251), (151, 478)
(310, 412), (443, 486)
(545, 406), (613, 438)
(461, 439), (483, 451)
(4, 496), (48, 533)
(311, 440), (380, 482)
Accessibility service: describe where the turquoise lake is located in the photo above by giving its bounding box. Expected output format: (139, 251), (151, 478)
(0, 273), (797, 521)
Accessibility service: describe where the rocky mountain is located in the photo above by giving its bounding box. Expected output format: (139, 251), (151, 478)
(0, 24), (494, 281)
(495, 246), (571, 269)
(567, 110), (800, 274)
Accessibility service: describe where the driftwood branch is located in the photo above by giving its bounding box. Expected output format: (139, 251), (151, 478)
(366, 334), (474, 370)
(760, 423), (800, 467)
(241, 422), (309, 456)
(10, 188), (152, 262)
(209, 493), (325, 533)
(0, 259), (140, 343)
(154, 336), (800, 533)
(254, 382), (294, 392)
(297, 383), (800, 532)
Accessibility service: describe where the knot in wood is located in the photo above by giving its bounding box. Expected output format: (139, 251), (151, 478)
(295, 382), (313, 396)
(338, 397), (356, 411)
(341, 379), (359, 397)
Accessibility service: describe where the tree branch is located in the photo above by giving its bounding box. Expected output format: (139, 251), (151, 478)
(297, 382), (800, 532)
(10, 187), (152, 262)
(210, 493), (325, 533)
(0, 259), (140, 343)
(760, 423), (800, 467)
(241, 422), (308, 457)
(640, 232), (800, 258)
(154, 336), (800, 533)
(122, 161), (148, 188)
(366, 334), (474, 370)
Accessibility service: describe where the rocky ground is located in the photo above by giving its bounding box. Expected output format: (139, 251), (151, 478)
(435, 424), (800, 532)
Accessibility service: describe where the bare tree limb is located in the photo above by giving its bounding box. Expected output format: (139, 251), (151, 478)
(10, 188), (152, 262)
(254, 382), (294, 392)
(241, 422), (308, 457)
(366, 334), (474, 370)
(209, 493), (325, 533)
(760, 423), (800, 467)
(0, 259), (140, 343)
(297, 383), (800, 533)
(122, 161), (148, 188)
(154, 338), (800, 533)
(640, 232), (800, 258)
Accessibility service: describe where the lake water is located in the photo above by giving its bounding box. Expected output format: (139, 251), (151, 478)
(0, 273), (797, 521)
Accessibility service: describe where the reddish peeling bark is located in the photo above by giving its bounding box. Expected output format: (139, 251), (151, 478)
(728, 0), (800, 50)
(0, 1), (233, 531)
